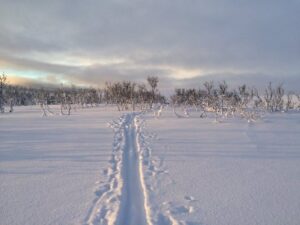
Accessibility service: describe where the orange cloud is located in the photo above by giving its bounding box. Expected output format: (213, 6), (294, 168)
(6, 75), (58, 88)
(7, 76), (34, 85)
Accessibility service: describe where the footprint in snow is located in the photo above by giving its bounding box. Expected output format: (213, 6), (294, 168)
(184, 195), (196, 202)
(170, 205), (193, 214)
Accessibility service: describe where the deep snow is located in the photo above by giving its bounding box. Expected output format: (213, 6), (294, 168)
(1, 106), (300, 225)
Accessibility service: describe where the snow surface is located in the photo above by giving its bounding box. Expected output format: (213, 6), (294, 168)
(144, 108), (300, 225)
(1, 106), (300, 225)
(0, 106), (121, 225)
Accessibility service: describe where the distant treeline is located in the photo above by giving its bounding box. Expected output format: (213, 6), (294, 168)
(0, 74), (165, 115)
(0, 73), (299, 117)
(170, 81), (300, 122)
(171, 81), (300, 112)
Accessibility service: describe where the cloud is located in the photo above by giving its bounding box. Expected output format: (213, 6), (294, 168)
(7, 75), (60, 88)
(175, 72), (300, 92)
(0, 0), (299, 90)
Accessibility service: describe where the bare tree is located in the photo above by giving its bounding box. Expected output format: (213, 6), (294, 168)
(203, 81), (214, 95)
(203, 81), (215, 111)
(286, 92), (294, 111)
(252, 87), (264, 109)
(5, 85), (16, 113)
(297, 94), (300, 110)
(36, 88), (49, 116)
(273, 83), (284, 111)
(264, 82), (285, 112)
(57, 85), (72, 115)
(0, 73), (7, 113)
(147, 76), (159, 109)
(218, 81), (228, 115)
(264, 82), (274, 111)
(137, 84), (148, 110)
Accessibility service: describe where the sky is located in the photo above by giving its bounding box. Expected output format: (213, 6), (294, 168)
(0, 0), (299, 91)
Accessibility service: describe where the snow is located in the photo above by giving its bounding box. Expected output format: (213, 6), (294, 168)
(1, 106), (300, 225)
(0, 106), (121, 225)
(144, 109), (300, 225)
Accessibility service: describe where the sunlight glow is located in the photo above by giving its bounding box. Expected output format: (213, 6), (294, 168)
(29, 52), (128, 67)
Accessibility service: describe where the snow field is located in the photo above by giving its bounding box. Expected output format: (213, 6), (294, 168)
(1, 106), (300, 225)
(143, 108), (300, 225)
(0, 106), (121, 225)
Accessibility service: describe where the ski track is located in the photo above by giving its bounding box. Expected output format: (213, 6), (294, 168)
(85, 112), (186, 225)
(114, 113), (151, 225)
(84, 113), (152, 225)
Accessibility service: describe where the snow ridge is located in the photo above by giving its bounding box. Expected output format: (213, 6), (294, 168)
(137, 114), (187, 225)
(135, 116), (154, 225)
(84, 115), (126, 225)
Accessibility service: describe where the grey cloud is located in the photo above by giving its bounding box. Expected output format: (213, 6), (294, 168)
(60, 64), (171, 88)
(0, 0), (299, 89)
(0, 53), (81, 74)
(175, 73), (300, 93)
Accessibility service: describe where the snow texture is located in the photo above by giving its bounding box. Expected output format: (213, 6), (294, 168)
(1, 106), (300, 225)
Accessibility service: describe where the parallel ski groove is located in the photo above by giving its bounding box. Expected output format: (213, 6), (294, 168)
(85, 113), (152, 225)
(115, 113), (151, 225)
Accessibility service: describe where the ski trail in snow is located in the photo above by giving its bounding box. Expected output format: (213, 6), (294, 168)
(85, 113), (153, 225)
(115, 114), (152, 225)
